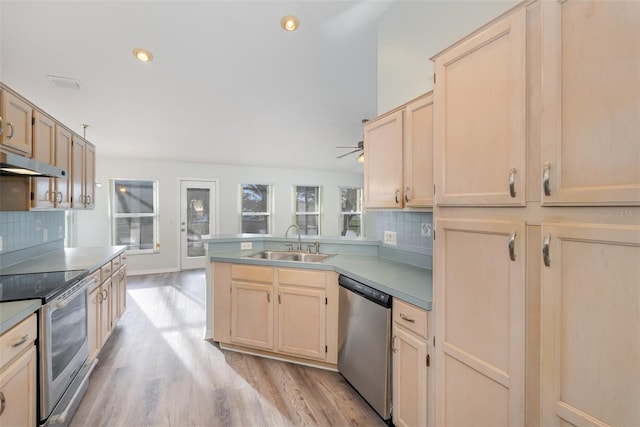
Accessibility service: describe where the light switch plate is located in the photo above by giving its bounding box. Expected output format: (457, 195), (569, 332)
(383, 231), (397, 246)
(421, 223), (432, 236)
(241, 242), (252, 250)
(0, 235), (3, 252)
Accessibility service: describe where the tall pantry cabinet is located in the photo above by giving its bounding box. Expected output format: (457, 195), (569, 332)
(431, 1), (640, 426)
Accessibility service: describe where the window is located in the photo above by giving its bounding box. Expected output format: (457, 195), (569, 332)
(110, 179), (159, 253)
(294, 185), (321, 235)
(241, 184), (273, 234)
(340, 187), (363, 237)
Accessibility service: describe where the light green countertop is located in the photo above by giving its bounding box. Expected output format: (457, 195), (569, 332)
(210, 251), (432, 310)
(0, 299), (41, 335)
(0, 246), (127, 275)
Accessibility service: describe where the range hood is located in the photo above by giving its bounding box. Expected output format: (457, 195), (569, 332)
(0, 151), (66, 178)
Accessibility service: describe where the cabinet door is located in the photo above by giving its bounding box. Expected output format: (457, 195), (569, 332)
(392, 325), (427, 427)
(404, 93), (434, 208)
(100, 280), (113, 346)
(231, 281), (274, 350)
(31, 111), (55, 209)
(541, 1), (640, 206)
(277, 285), (326, 361)
(434, 218), (526, 426)
(117, 266), (127, 317)
(84, 143), (96, 209)
(433, 8), (526, 206)
(0, 89), (32, 156)
(0, 345), (37, 427)
(364, 110), (404, 208)
(109, 273), (119, 327)
(54, 125), (72, 208)
(540, 222), (640, 426)
(87, 285), (102, 361)
(71, 135), (85, 209)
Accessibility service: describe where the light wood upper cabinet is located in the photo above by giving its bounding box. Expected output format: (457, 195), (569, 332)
(540, 222), (640, 426)
(31, 111), (56, 209)
(434, 217), (526, 426)
(540, 1), (640, 206)
(0, 88), (32, 156)
(365, 92), (434, 209)
(364, 110), (404, 208)
(71, 135), (96, 209)
(433, 8), (526, 206)
(404, 94), (434, 208)
(54, 125), (72, 208)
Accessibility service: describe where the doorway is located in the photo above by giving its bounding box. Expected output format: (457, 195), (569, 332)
(179, 180), (217, 270)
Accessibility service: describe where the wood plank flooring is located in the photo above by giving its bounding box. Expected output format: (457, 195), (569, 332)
(70, 270), (384, 427)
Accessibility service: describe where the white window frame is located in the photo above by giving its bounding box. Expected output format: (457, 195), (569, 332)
(240, 183), (274, 234)
(293, 185), (322, 236)
(109, 179), (159, 254)
(339, 186), (363, 237)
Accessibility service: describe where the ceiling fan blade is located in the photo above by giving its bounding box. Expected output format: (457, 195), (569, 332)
(335, 145), (359, 149)
(336, 148), (362, 159)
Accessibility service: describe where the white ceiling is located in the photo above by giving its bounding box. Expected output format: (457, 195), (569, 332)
(1, 1), (385, 173)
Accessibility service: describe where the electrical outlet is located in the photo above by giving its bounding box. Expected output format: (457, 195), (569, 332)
(35, 219), (42, 231)
(421, 223), (432, 237)
(241, 242), (252, 250)
(43, 229), (48, 242)
(58, 226), (63, 239)
(383, 231), (397, 246)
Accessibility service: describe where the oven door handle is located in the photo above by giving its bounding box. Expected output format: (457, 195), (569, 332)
(49, 358), (99, 425)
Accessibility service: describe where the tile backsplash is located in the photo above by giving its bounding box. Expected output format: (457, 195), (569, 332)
(375, 211), (433, 256)
(0, 211), (65, 253)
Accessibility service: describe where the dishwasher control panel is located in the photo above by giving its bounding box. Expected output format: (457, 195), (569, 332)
(338, 274), (391, 307)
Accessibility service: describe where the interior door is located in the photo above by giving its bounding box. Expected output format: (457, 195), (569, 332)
(180, 180), (216, 270)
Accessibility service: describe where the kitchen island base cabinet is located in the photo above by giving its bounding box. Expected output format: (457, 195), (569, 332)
(392, 299), (429, 427)
(213, 262), (338, 368)
(0, 314), (37, 427)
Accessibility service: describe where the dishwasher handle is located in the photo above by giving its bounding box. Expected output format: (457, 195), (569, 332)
(338, 274), (392, 308)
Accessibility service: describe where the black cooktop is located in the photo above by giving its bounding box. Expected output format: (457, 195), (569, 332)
(0, 270), (90, 303)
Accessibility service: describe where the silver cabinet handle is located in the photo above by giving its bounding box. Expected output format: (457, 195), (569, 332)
(395, 189), (400, 204)
(278, 293), (281, 304)
(0, 115), (4, 136)
(6, 122), (14, 139)
(0, 391), (5, 416)
(267, 291), (270, 303)
(11, 334), (29, 347)
(405, 187), (410, 203)
(391, 335), (397, 353)
(57, 191), (63, 204)
(86, 195), (92, 205)
(509, 231), (517, 261)
(543, 233), (551, 267)
(543, 162), (551, 196)
(97, 291), (104, 303)
(509, 168), (517, 198)
(102, 289), (108, 300)
(399, 313), (415, 323)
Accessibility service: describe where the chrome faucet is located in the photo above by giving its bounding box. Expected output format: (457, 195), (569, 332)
(284, 224), (302, 251)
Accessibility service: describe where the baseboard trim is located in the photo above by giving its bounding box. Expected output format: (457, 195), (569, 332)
(125, 267), (180, 276)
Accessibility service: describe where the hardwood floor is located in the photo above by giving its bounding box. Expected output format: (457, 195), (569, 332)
(71, 270), (384, 427)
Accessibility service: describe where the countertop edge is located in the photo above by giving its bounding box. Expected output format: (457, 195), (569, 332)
(0, 299), (41, 335)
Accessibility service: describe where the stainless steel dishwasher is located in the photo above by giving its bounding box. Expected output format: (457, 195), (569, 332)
(338, 274), (392, 423)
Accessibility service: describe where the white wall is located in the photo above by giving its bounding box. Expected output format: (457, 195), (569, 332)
(377, 0), (519, 112)
(74, 156), (363, 274)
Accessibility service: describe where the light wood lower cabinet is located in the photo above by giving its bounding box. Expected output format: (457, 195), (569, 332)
(0, 314), (37, 427)
(392, 299), (428, 427)
(215, 262), (338, 366)
(540, 222), (640, 426)
(88, 255), (127, 361)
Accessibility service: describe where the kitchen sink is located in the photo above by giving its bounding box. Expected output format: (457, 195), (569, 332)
(244, 250), (334, 263)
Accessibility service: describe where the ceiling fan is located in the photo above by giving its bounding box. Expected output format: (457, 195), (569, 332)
(336, 119), (368, 161)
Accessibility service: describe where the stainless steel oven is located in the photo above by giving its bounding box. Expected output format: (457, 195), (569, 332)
(39, 274), (99, 427)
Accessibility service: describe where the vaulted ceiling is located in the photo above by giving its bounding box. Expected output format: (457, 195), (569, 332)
(1, 1), (384, 173)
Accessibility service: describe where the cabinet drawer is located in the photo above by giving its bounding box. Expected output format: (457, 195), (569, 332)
(87, 270), (101, 291)
(278, 268), (326, 288)
(231, 264), (273, 283)
(0, 314), (36, 369)
(393, 299), (427, 339)
(100, 262), (113, 282)
(111, 255), (122, 270)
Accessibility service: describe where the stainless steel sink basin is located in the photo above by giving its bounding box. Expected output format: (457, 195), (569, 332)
(244, 250), (334, 263)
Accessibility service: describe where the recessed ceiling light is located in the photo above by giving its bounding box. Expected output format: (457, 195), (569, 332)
(281, 15), (299, 32)
(132, 48), (153, 62)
